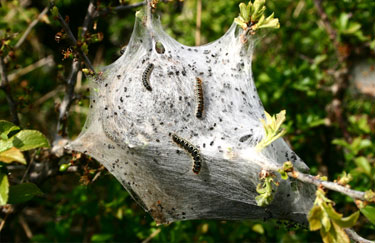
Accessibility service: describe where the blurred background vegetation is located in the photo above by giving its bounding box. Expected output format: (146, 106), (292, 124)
(0, 0), (374, 242)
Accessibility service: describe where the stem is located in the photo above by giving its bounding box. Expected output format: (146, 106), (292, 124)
(54, 10), (95, 73)
(15, 6), (49, 49)
(289, 171), (366, 201)
(0, 57), (20, 125)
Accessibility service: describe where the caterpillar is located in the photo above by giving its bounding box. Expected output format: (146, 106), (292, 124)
(171, 133), (201, 174)
(195, 77), (204, 119)
(142, 63), (154, 91)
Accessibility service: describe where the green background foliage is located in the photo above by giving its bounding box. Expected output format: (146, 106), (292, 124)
(0, 0), (374, 241)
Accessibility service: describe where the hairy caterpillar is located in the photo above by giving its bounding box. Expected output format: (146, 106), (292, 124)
(195, 77), (204, 119)
(142, 63), (154, 91)
(171, 133), (201, 174)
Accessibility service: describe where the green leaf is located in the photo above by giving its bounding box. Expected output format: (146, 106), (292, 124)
(239, 3), (250, 23)
(278, 170), (288, 180)
(332, 139), (349, 149)
(0, 120), (20, 140)
(0, 147), (26, 164)
(51, 6), (59, 18)
(360, 205), (375, 224)
(11, 130), (50, 151)
(332, 211), (360, 228)
(0, 139), (14, 153)
(256, 110), (287, 151)
(91, 234), (113, 242)
(251, 224), (264, 234)
(255, 193), (273, 207)
(321, 213), (331, 232)
(8, 183), (43, 204)
(0, 173), (9, 206)
(308, 205), (323, 231)
(342, 22), (361, 35)
(332, 222), (350, 243)
(323, 203), (343, 221)
(354, 157), (371, 176)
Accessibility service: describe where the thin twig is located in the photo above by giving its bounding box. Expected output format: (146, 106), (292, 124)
(344, 228), (375, 243)
(289, 171), (366, 201)
(8, 55), (54, 82)
(94, 1), (146, 18)
(142, 228), (161, 243)
(55, 11), (95, 73)
(21, 151), (36, 183)
(15, 6), (49, 49)
(19, 215), (33, 239)
(53, 0), (97, 143)
(0, 212), (9, 231)
(81, 0), (96, 38)
(0, 57), (20, 125)
(56, 60), (80, 137)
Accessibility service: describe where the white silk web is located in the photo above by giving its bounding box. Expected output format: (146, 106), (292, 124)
(66, 7), (315, 225)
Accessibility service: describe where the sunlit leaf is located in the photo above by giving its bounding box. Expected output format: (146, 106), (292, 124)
(308, 205), (323, 231)
(256, 110), (286, 151)
(10, 130), (50, 151)
(252, 224), (264, 234)
(0, 173), (9, 206)
(0, 147), (26, 164)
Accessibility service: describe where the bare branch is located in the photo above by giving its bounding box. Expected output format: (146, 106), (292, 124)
(95, 1), (146, 18)
(50, 0), (100, 155)
(289, 171), (366, 201)
(0, 57), (20, 125)
(54, 10), (95, 73)
(15, 6), (49, 49)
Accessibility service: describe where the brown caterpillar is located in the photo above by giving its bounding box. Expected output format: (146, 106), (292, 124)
(142, 63), (154, 91)
(171, 133), (201, 174)
(195, 77), (204, 119)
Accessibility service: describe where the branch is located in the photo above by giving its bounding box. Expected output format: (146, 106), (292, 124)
(15, 6), (49, 49)
(289, 171), (366, 201)
(81, 1), (96, 37)
(8, 55), (54, 82)
(0, 57), (20, 125)
(54, 9), (95, 73)
(94, 1), (146, 18)
(344, 228), (375, 243)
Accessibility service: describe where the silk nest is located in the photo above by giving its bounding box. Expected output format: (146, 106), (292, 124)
(66, 7), (315, 225)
